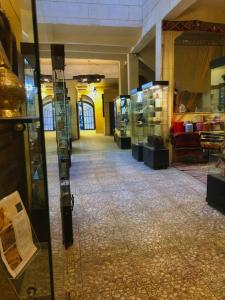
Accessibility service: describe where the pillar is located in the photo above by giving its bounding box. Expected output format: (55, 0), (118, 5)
(127, 53), (139, 92)
(162, 31), (182, 127)
(155, 22), (163, 81)
(119, 60), (128, 95)
(155, 23), (181, 162)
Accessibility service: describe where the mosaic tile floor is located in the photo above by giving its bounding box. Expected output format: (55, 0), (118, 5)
(45, 131), (225, 300)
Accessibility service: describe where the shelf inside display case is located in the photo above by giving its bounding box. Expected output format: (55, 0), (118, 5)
(0, 116), (39, 123)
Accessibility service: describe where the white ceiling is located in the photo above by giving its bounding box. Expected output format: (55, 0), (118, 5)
(36, 0), (143, 28)
(38, 24), (141, 61)
(40, 58), (119, 79)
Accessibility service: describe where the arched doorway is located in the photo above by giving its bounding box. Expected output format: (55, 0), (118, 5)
(78, 96), (95, 130)
(43, 96), (56, 131)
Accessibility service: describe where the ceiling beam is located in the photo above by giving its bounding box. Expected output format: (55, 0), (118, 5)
(40, 49), (126, 61)
(131, 26), (156, 54)
(39, 43), (130, 55)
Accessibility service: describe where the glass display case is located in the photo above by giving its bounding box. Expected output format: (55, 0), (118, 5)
(206, 57), (225, 211)
(21, 44), (47, 211)
(207, 141), (225, 211)
(114, 95), (131, 149)
(141, 81), (169, 169)
(0, 1), (54, 299)
(130, 88), (145, 161)
(51, 44), (73, 249)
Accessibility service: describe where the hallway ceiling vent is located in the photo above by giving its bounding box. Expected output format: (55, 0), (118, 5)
(73, 74), (105, 84)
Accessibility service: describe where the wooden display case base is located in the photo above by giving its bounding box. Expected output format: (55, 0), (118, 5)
(132, 143), (143, 161)
(143, 145), (169, 170)
(117, 136), (131, 149)
(206, 174), (225, 212)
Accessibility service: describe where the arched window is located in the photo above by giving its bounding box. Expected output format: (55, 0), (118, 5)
(43, 100), (56, 131)
(78, 96), (95, 130)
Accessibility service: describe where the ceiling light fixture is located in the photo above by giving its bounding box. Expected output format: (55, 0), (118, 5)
(73, 74), (105, 84)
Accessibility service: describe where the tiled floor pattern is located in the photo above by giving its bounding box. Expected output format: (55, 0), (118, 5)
(45, 132), (225, 300)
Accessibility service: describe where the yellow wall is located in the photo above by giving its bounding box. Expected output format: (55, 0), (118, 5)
(41, 83), (54, 100)
(93, 89), (104, 134)
(0, 0), (22, 48)
(78, 85), (105, 134)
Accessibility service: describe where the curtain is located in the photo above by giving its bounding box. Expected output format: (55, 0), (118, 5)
(174, 45), (225, 93)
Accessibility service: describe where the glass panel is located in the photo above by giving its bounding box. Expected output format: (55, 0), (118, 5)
(51, 44), (73, 248)
(114, 96), (131, 137)
(0, 0), (55, 299)
(142, 82), (169, 148)
(130, 89), (146, 145)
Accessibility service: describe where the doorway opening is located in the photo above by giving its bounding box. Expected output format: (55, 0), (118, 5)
(78, 96), (96, 130)
(43, 96), (56, 131)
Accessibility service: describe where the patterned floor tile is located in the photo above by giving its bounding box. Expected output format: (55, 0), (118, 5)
(44, 132), (225, 300)
(146, 278), (217, 300)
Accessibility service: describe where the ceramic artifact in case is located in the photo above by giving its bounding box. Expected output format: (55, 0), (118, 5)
(114, 95), (131, 149)
(130, 87), (145, 161)
(141, 81), (169, 169)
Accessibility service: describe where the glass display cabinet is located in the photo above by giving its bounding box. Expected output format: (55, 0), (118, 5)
(130, 88), (145, 161)
(0, 1), (54, 299)
(51, 44), (73, 249)
(207, 141), (225, 211)
(206, 57), (225, 211)
(210, 57), (225, 113)
(114, 95), (131, 149)
(141, 81), (169, 169)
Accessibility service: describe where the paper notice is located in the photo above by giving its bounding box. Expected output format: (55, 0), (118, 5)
(0, 191), (37, 278)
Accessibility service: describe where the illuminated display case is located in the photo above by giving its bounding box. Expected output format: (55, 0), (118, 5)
(51, 44), (73, 249)
(0, 1), (54, 299)
(141, 81), (169, 169)
(114, 95), (131, 149)
(130, 87), (145, 161)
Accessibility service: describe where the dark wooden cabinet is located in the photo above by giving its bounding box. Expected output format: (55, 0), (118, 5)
(0, 124), (28, 204)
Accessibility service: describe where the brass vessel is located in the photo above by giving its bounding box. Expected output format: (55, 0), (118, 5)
(0, 53), (26, 117)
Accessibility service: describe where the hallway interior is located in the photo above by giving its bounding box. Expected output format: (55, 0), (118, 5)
(46, 131), (225, 300)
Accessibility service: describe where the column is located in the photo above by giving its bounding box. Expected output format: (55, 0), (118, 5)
(155, 22), (163, 81)
(162, 31), (181, 127)
(127, 53), (139, 92)
(119, 60), (128, 95)
(155, 23), (181, 162)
